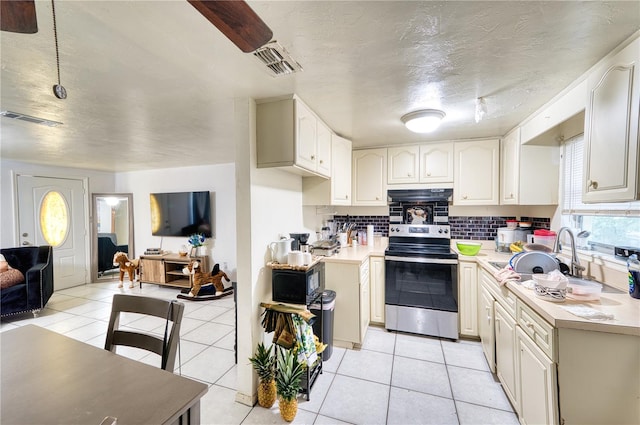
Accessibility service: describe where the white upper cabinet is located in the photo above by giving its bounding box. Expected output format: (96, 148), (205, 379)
(500, 128), (559, 205)
(454, 139), (500, 205)
(388, 143), (454, 185)
(583, 36), (640, 203)
(388, 146), (419, 184)
(302, 134), (352, 206)
(257, 96), (331, 178)
(316, 120), (332, 177)
(419, 142), (454, 183)
(353, 148), (387, 205)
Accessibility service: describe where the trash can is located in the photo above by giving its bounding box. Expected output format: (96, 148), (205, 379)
(310, 290), (336, 361)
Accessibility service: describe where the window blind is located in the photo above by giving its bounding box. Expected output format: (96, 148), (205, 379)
(562, 134), (640, 216)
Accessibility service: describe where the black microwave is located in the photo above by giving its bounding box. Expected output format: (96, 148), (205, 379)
(271, 261), (324, 305)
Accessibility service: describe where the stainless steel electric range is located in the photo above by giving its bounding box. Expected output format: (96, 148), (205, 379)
(385, 190), (459, 340)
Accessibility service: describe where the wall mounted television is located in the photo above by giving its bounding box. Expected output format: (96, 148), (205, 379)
(150, 191), (213, 237)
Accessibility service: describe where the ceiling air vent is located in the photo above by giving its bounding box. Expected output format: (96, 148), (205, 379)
(253, 41), (302, 77)
(1, 110), (62, 127)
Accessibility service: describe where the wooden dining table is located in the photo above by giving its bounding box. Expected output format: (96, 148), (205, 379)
(1, 324), (208, 425)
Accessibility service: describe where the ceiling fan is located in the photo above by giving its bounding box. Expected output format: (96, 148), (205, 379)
(1, 0), (273, 53)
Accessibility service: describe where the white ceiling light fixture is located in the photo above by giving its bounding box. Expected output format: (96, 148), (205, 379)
(401, 109), (445, 133)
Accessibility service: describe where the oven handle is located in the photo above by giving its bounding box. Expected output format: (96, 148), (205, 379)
(385, 256), (458, 265)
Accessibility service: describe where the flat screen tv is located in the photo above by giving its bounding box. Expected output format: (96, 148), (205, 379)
(150, 191), (213, 237)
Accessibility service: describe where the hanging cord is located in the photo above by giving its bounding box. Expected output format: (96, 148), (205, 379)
(51, 0), (66, 98)
(51, 0), (61, 86)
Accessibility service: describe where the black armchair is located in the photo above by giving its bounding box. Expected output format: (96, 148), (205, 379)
(98, 233), (128, 274)
(1, 246), (53, 318)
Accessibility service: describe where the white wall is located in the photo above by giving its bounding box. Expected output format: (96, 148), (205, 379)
(0, 159), (115, 247)
(115, 163), (237, 278)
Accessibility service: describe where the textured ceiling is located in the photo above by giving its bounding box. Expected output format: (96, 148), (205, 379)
(1, 1), (638, 172)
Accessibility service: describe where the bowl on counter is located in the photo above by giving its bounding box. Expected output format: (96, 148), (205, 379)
(456, 241), (482, 256)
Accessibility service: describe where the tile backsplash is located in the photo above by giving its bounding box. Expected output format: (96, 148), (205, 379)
(330, 215), (550, 240)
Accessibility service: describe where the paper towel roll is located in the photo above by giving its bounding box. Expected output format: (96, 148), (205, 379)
(367, 225), (375, 247)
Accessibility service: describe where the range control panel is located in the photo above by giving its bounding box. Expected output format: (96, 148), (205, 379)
(388, 224), (451, 238)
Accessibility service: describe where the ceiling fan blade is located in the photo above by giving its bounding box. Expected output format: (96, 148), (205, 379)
(187, 0), (272, 53)
(1, 0), (38, 34)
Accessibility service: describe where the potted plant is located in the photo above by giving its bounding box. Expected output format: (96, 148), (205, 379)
(248, 343), (276, 408)
(187, 233), (206, 256)
(275, 348), (305, 422)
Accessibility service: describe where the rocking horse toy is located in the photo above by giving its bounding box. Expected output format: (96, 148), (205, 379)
(112, 251), (140, 289)
(179, 261), (232, 300)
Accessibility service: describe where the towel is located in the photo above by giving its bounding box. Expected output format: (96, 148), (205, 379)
(560, 304), (614, 321)
(495, 266), (521, 286)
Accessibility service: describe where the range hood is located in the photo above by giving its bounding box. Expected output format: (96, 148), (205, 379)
(387, 189), (453, 203)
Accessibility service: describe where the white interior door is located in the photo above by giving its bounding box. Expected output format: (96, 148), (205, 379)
(16, 175), (88, 290)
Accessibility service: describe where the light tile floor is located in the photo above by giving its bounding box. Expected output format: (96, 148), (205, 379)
(0, 281), (519, 425)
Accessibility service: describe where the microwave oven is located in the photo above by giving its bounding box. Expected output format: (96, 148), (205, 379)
(271, 261), (324, 305)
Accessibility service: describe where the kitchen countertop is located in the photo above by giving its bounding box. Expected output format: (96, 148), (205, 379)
(321, 238), (388, 264)
(457, 248), (640, 337)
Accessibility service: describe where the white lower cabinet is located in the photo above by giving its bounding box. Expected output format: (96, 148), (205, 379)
(458, 261), (478, 337)
(369, 256), (385, 324)
(516, 327), (558, 425)
(478, 283), (496, 373)
(324, 259), (370, 347)
(494, 302), (518, 410)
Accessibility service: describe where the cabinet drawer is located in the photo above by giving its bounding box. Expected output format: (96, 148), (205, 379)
(516, 299), (555, 361)
(480, 269), (517, 318)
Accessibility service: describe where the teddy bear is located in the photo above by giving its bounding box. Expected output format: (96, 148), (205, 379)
(112, 251), (139, 288)
(182, 261), (230, 297)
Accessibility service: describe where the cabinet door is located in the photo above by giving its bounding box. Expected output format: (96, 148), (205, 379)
(419, 142), (454, 183)
(500, 129), (520, 205)
(331, 135), (352, 205)
(495, 303), (518, 411)
(454, 139), (500, 205)
(295, 101), (318, 172)
(316, 121), (332, 177)
(478, 284), (496, 373)
(353, 149), (387, 205)
(583, 37), (640, 203)
(388, 146), (419, 184)
(516, 327), (558, 425)
(369, 256), (385, 324)
(458, 261), (478, 337)
(360, 279), (370, 343)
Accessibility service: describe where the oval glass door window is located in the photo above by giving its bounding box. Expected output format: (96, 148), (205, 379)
(40, 191), (69, 246)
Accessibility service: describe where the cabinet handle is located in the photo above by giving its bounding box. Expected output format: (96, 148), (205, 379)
(345, 195), (349, 199)
(319, 159), (324, 164)
(311, 155), (316, 160)
(426, 172), (431, 176)
(375, 196), (380, 200)
(463, 195), (468, 200)
(525, 321), (534, 329)
(407, 173), (412, 177)
(588, 180), (598, 189)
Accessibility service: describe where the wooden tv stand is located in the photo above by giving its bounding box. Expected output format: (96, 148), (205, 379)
(139, 254), (210, 289)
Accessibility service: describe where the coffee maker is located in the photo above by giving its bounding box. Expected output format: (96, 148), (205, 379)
(289, 233), (310, 252)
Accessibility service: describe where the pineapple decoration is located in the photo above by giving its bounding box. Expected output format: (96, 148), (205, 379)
(275, 348), (305, 422)
(248, 343), (277, 408)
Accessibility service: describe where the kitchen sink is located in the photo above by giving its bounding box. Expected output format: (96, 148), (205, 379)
(487, 261), (625, 294)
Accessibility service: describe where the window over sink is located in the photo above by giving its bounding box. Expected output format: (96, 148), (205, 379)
(561, 134), (640, 251)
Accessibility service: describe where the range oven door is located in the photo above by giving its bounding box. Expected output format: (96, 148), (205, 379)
(384, 255), (458, 339)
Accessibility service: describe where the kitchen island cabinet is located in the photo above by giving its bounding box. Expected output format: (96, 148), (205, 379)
(583, 36), (640, 203)
(453, 139), (499, 205)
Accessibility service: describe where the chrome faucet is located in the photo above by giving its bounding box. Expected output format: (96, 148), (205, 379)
(553, 227), (585, 278)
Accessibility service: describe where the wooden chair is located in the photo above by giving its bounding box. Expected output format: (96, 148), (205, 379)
(105, 294), (184, 372)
